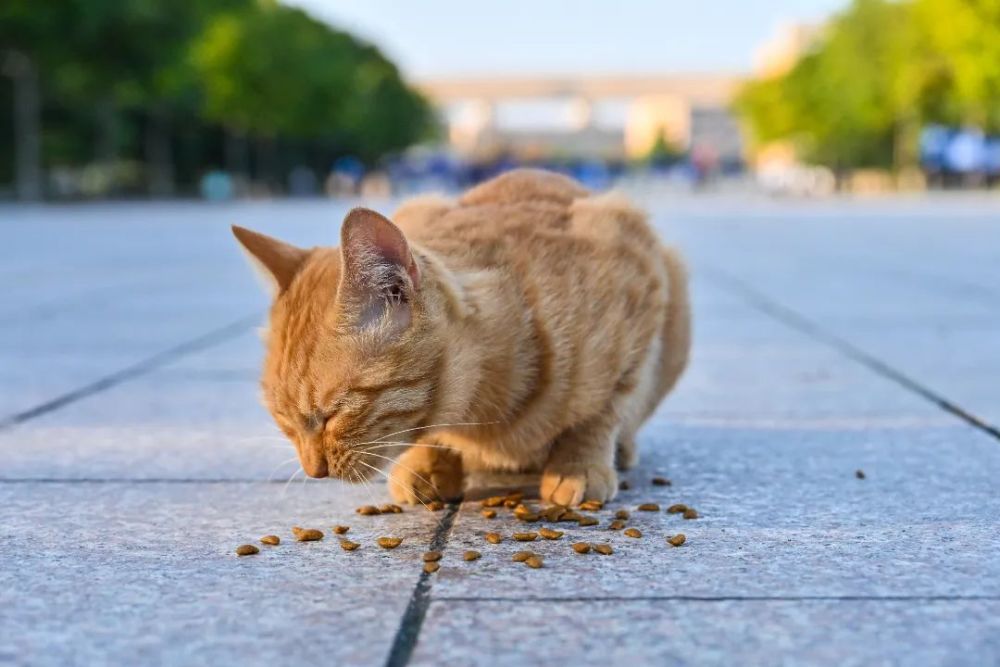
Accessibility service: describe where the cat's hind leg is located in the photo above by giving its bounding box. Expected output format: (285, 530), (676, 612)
(387, 443), (464, 504)
(540, 410), (620, 506)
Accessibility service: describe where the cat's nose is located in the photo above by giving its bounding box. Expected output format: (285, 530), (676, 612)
(299, 448), (328, 478)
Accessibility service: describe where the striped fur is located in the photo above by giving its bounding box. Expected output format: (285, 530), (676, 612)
(234, 169), (690, 505)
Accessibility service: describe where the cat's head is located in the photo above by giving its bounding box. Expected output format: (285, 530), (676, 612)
(233, 208), (443, 481)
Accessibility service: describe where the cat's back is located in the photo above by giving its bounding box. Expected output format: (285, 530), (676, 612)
(394, 169), (664, 273)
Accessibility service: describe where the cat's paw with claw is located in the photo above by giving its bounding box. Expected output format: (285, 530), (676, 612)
(540, 462), (618, 507)
(386, 446), (464, 504)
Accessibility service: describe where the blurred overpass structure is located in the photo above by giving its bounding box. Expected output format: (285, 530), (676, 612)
(418, 74), (744, 162)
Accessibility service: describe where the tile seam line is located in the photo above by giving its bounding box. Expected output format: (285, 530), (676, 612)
(700, 267), (1000, 442)
(0, 312), (262, 430)
(384, 503), (459, 667)
(430, 595), (1000, 603)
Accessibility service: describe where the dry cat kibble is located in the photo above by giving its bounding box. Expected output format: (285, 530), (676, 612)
(856, 469), (866, 479)
(577, 516), (599, 527)
(652, 476), (671, 486)
(579, 499), (604, 511)
(543, 506), (567, 522)
(292, 527), (324, 542)
(377, 537), (403, 549)
(624, 528), (643, 538)
(513, 532), (539, 542)
(481, 509), (497, 519)
(667, 534), (686, 547)
(482, 496), (505, 508)
(615, 509), (630, 520)
(561, 510), (583, 523)
(667, 504), (688, 514)
(236, 544), (259, 556)
(333, 525), (350, 535)
(427, 501), (445, 512)
(423, 551), (443, 562)
(485, 532), (503, 544)
(608, 519), (626, 531)
(512, 551), (534, 562)
(637, 503), (660, 512)
(463, 550), (482, 562)
(683, 508), (699, 520)
(260, 535), (280, 546)
(524, 555), (544, 569)
(356, 505), (381, 516)
(340, 539), (360, 551)
(423, 562), (440, 574)
(619, 480), (631, 491)
(593, 543), (614, 556)
(572, 542), (591, 554)
(380, 503), (403, 514)
(538, 527), (564, 540)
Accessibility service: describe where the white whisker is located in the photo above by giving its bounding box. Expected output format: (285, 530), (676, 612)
(266, 456), (300, 482)
(371, 420), (499, 443)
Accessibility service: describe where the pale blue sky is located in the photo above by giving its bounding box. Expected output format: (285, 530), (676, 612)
(288, 0), (848, 78)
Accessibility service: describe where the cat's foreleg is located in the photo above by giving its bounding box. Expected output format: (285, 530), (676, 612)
(387, 443), (464, 504)
(540, 410), (619, 506)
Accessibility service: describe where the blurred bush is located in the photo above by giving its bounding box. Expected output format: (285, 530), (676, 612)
(0, 0), (435, 199)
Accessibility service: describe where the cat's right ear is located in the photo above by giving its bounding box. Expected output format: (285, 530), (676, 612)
(231, 226), (308, 296)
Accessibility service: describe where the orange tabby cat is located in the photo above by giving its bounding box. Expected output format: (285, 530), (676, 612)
(233, 169), (689, 505)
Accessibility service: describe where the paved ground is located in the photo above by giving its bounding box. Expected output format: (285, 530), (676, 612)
(2, 193), (999, 666)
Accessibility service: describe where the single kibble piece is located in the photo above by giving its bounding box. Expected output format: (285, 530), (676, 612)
(292, 526), (324, 542)
(682, 508), (699, 520)
(651, 476), (671, 486)
(481, 496), (505, 508)
(260, 535), (280, 546)
(543, 506), (567, 522)
(513, 532), (538, 542)
(516, 512), (540, 523)
(624, 528), (643, 538)
(538, 527), (564, 540)
(619, 480), (631, 491)
(485, 532), (502, 544)
(463, 550), (482, 562)
(577, 516), (599, 527)
(667, 534), (686, 547)
(423, 551), (443, 562)
(423, 562), (440, 574)
(503, 498), (520, 508)
(377, 537), (403, 549)
(593, 543), (614, 556)
(236, 544), (259, 556)
(512, 551), (534, 562)
(524, 555), (544, 569)
(427, 501), (445, 512)
(579, 499), (604, 511)
(572, 542), (591, 554)
(856, 469), (866, 479)
(340, 539), (360, 551)
(380, 503), (403, 514)
(481, 509), (497, 519)
(561, 510), (583, 523)
(333, 525), (350, 535)
(615, 510), (630, 520)
(609, 519), (626, 531)
(666, 504), (688, 514)
(513, 504), (538, 520)
(637, 503), (660, 512)
(356, 505), (381, 516)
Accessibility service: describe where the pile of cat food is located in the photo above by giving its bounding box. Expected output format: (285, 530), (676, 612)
(234, 478), (698, 571)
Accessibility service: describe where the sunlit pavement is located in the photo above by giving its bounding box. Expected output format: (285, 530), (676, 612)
(2, 193), (999, 666)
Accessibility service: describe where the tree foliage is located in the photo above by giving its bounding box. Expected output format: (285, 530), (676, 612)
(736, 0), (1000, 169)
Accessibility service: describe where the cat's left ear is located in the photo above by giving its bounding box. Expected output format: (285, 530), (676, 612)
(339, 207), (421, 332)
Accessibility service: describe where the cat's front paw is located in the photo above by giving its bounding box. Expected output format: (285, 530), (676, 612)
(387, 446), (464, 504)
(540, 462), (618, 506)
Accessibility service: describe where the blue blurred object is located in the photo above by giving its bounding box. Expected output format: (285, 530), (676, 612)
(199, 170), (233, 201)
(943, 128), (986, 175)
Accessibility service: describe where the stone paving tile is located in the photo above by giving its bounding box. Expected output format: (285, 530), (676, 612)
(434, 424), (1000, 600)
(412, 599), (1000, 667)
(0, 480), (440, 666)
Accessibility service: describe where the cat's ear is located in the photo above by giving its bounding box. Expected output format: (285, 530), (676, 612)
(338, 207), (420, 333)
(231, 226), (309, 296)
